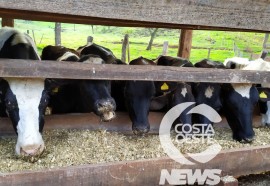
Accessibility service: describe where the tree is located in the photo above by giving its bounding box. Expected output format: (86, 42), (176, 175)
(146, 28), (158, 50)
(263, 33), (269, 49)
(55, 22), (61, 46)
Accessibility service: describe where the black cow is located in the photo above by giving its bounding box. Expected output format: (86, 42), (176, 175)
(111, 57), (156, 135)
(41, 45), (116, 121)
(193, 59), (224, 134)
(125, 57), (156, 134)
(77, 43), (155, 134)
(0, 27), (49, 156)
(151, 56), (195, 134)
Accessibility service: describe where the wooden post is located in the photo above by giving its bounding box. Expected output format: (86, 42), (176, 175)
(87, 36), (93, 44)
(55, 22), (61, 46)
(1, 18), (14, 27)
(121, 34), (129, 63)
(178, 29), (193, 59)
(32, 30), (36, 44)
(207, 48), (211, 59)
(263, 33), (269, 49)
(127, 38), (130, 63)
(162, 41), (169, 56)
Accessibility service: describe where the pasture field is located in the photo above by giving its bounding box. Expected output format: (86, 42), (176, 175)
(13, 20), (267, 63)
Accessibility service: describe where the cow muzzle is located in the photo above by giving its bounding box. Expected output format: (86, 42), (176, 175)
(132, 123), (150, 135)
(20, 144), (45, 156)
(96, 99), (116, 121)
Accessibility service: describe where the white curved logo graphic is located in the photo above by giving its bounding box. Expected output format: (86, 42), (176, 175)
(159, 102), (222, 165)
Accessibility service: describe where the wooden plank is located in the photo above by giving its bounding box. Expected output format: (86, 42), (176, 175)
(0, 1), (269, 32)
(0, 59), (269, 83)
(0, 112), (164, 136)
(0, 112), (262, 136)
(178, 29), (193, 59)
(1, 17), (14, 27)
(0, 145), (269, 185)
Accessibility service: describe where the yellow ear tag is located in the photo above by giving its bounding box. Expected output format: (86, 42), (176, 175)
(52, 87), (59, 93)
(161, 83), (169, 91)
(260, 91), (267, 99)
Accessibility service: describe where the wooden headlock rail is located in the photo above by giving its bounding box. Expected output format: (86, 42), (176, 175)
(0, 0), (270, 185)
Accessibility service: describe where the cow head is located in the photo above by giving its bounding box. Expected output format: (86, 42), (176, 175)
(224, 57), (270, 130)
(78, 55), (116, 121)
(0, 27), (47, 156)
(193, 59), (224, 133)
(152, 56), (195, 133)
(42, 45), (116, 122)
(125, 57), (156, 135)
(2, 78), (48, 156)
(222, 83), (258, 142)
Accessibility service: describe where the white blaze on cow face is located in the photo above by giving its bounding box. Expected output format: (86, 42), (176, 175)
(231, 84), (252, 98)
(181, 87), (187, 97)
(5, 78), (45, 155)
(205, 86), (214, 98)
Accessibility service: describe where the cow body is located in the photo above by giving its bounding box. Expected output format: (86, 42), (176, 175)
(78, 43), (123, 64)
(0, 27), (48, 156)
(152, 56), (195, 133)
(41, 45), (116, 121)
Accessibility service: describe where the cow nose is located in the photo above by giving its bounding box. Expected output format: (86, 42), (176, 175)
(20, 144), (45, 156)
(132, 124), (150, 135)
(96, 99), (116, 110)
(243, 137), (254, 143)
(240, 136), (254, 143)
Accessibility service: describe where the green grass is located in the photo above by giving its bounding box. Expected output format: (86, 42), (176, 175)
(12, 20), (267, 63)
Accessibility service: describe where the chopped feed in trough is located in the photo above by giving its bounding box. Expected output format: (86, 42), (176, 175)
(1, 127), (270, 173)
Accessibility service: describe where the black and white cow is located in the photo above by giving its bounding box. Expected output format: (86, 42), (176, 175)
(78, 44), (155, 134)
(152, 56), (195, 134)
(221, 57), (270, 142)
(41, 45), (80, 62)
(224, 57), (270, 127)
(78, 43), (123, 64)
(193, 59), (224, 133)
(0, 27), (48, 156)
(41, 45), (116, 121)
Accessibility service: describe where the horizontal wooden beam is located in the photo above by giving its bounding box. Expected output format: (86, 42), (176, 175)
(0, 145), (269, 185)
(0, 0), (269, 32)
(0, 112), (262, 136)
(0, 59), (269, 84)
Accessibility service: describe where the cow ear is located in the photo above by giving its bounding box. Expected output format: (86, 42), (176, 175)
(150, 95), (168, 110)
(155, 82), (178, 93)
(257, 87), (270, 101)
(45, 78), (76, 91)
